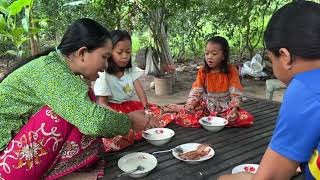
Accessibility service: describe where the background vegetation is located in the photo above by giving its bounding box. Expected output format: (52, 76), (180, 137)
(1, 0), (319, 70)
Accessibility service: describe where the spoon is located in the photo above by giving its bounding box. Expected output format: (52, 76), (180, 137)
(152, 146), (184, 155)
(117, 165), (145, 178)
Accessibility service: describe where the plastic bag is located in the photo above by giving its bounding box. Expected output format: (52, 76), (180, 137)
(145, 48), (161, 76)
(240, 54), (267, 77)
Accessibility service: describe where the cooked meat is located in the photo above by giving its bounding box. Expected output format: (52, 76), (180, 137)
(178, 144), (211, 160)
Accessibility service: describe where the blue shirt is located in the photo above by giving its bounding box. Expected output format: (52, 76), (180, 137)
(269, 69), (320, 179)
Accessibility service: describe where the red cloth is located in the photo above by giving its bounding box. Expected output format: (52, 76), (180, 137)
(0, 89), (104, 179)
(174, 100), (254, 128)
(0, 106), (104, 180)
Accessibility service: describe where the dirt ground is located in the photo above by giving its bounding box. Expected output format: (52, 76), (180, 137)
(140, 70), (285, 105)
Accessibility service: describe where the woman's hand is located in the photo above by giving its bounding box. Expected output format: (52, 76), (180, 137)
(127, 110), (149, 131)
(127, 110), (161, 131)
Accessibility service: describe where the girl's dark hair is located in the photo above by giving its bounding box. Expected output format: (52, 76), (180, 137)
(204, 36), (229, 73)
(264, 1), (320, 59)
(106, 30), (132, 74)
(1, 18), (111, 82)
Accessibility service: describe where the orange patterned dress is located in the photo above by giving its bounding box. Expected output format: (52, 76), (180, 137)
(174, 64), (254, 128)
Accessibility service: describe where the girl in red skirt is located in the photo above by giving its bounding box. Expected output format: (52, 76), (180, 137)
(165, 36), (254, 128)
(94, 30), (174, 152)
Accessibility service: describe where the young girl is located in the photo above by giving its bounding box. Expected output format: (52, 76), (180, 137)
(167, 36), (253, 128)
(219, 1), (320, 180)
(94, 30), (173, 152)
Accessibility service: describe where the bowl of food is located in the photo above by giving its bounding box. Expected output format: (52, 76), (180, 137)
(118, 152), (157, 178)
(142, 128), (175, 146)
(199, 116), (228, 132)
(172, 143), (215, 164)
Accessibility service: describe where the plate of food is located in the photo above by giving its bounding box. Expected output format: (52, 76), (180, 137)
(232, 164), (259, 174)
(172, 143), (214, 164)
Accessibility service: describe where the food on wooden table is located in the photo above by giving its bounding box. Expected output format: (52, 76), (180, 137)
(178, 144), (211, 160)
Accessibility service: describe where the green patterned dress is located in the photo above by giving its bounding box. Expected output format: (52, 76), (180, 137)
(0, 51), (131, 151)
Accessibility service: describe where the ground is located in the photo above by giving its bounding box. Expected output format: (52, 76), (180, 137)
(140, 70), (285, 105)
(0, 66), (285, 105)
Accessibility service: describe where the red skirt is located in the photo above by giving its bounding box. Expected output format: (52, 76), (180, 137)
(102, 101), (175, 152)
(0, 89), (104, 179)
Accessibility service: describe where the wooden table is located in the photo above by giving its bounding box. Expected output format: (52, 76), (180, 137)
(102, 97), (304, 179)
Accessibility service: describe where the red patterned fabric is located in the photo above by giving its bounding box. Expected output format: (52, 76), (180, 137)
(174, 99), (253, 128)
(0, 105), (104, 180)
(0, 88), (104, 179)
(102, 101), (175, 152)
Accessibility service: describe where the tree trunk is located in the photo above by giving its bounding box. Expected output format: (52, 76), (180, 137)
(30, 36), (38, 56)
(149, 9), (174, 71)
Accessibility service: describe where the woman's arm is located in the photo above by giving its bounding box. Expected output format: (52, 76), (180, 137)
(96, 96), (117, 112)
(133, 79), (149, 108)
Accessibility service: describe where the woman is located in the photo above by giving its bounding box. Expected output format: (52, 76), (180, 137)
(0, 18), (158, 179)
(219, 1), (320, 179)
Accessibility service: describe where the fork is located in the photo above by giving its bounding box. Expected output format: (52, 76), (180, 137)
(117, 165), (145, 177)
(152, 146), (184, 154)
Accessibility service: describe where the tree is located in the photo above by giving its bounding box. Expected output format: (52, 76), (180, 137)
(0, 0), (45, 61)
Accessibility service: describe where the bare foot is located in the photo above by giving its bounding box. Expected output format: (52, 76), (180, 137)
(162, 104), (184, 112)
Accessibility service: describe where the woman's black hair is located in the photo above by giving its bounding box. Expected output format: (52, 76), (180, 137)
(1, 18), (111, 82)
(264, 1), (320, 59)
(106, 30), (132, 74)
(204, 36), (229, 73)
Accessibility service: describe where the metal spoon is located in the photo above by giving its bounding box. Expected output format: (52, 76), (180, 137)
(152, 146), (184, 155)
(117, 165), (145, 178)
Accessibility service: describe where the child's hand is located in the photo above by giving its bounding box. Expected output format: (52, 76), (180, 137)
(144, 116), (161, 129)
(227, 107), (238, 122)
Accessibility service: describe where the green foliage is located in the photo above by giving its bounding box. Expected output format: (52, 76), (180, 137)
(0, 0), (47, 60)
(3, 0), (320, 65)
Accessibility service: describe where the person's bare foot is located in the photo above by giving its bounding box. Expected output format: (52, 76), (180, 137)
(57, 171), (98, 180)
(162, 104), (184, 112)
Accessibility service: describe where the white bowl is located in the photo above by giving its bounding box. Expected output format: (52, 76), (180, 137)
(142, 128), (175, 146)
(232, 164), (259, 174)
(172, 143), (215, 164)
(199, 116), (228, 132)
(118, 152), (157, 178)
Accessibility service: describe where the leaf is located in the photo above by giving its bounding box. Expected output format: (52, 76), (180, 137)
(63, 0), (88, 6)
(22, 17), (29, 32)
(19, 0), (32, 7)
(28, 27), (42, 34)
(10, 27), (25, 38)
(6, 49), (19, 56)
(7, 1), (24, 16)
(0, 0), (9, 8)
(0, 14), (6, 30)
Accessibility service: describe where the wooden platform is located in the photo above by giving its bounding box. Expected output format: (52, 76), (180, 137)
(102, 97), (304, 179)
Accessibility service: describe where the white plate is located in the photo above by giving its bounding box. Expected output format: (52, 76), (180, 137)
(232, 164), (259, 174)
(118, 152), (157, 178)
(172, 143), (215, 164)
